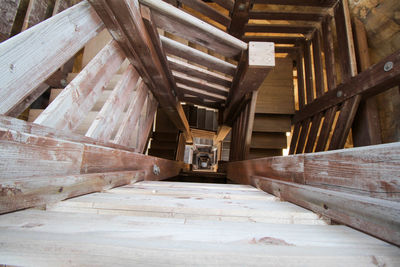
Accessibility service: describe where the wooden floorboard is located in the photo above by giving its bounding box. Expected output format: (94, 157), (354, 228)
(0, 181), (399, 266)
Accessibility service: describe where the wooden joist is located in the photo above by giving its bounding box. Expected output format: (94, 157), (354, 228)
(250, 0), (338, 7)
(139, 0), (247, 58)
(224, 42), (275, 124)
(229, 0), (251, 38)
(242, 35), (304, 44)
(177, 0), (231, 28)
(160, 35), (237, 76)
(0, 1), (104, 114)
(227, 142), (400, 201)
(136, 95), (158, 153)
(176, 83), (227, 102)
(86, 65), (140, 142)
(253, 176), (400, 246)
(21, 0), (54, 31)
(88, 0), (192, 142)
(167, 56), (233, 88)
(292, 50), (400, 124)
(249, 11), (325, 21)
(213, 0), (234, 12)
(0, 170), (145, 215)
(245, 24), (315, 34)
(34, 40), (125, 132)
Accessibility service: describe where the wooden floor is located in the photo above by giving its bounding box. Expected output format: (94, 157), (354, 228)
(0, 181), (399, 266)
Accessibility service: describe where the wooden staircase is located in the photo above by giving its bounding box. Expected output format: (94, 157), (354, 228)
(249, 57), (295, 159)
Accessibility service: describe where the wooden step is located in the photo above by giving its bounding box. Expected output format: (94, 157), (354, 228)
(253, 114), (291, 133)
(250, 132), (287, 149)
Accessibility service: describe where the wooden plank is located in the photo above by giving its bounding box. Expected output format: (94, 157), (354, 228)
(0, 170), (144, 214)
(253, 176), (400, 246)
(295, 119), (310, 154)
(229, 0), (251, 38)
(304, 112), (323, 153)
(289, 122), (301, 155)
(245, 24), (315, 34)
(160, 35), (236, 76)
(86, 65), (140, 142)
(177, 0), (231, 27)
(113, 81), (147, 148)
(251, 0), (338, 7)
(244, 91), (258, 159)
(172, 71), (229, 97)
(328, 95), (362, 150)
(177, 83), (226, 102)
(253, 114), (291, 133)
(351, 17), (382, 147)
(292, 50), (400, 124)
(224, 42), (275, 124)
(312, 30), (325, 98)
(242, 35), (304, 44)
(140, 0), (247, 58)
(214, 125), (231, 143)
(249, 11), (325, 21)
(22, 0), (54, 31)
(52, 0), (73, 15)
(213, 0), (234, 12)
(0, 1), (104, 114)
(167, 56), (233, 87)
(0, 0), (22, 41)
(314, 106), (337, 152)
(34, 40), (125, 132)
(321, 15), (337, 91)
(137, 95), (158, 153)
(0, 115), (136, 152)
(303, 40), (314, 104)
(88, 0), (192, 142)
(296, 46), (306, 109)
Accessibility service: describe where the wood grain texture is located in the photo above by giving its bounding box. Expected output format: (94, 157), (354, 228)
(0, 0), (21, 41)
(0, 1), (104, 114)
(22, 0), (54, 31)
(137, 96), (158, 153)
(86, 65), (140, 142)
(113, 81), (148, 148)
(177, 0), (231, 27)
(34, 40), (125, 132)
(0, 170), (145, 214)
(253, 176), (400, 246)
(251, 0), (338, 7)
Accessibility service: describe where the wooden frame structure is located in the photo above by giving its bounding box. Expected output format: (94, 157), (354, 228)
(0, 0), (399, 258)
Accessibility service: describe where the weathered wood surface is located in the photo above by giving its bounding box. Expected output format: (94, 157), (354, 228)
(245, 24), (315, 34)
(0, 0), (23, 41)
(136, 96), (158, 153)
(34, 40), (125, 132)
(251, 0), (338, 7)
(0, 126), (184, 181)
(177, 0), (231, 27)
(227, 142), (400, 200)
(113, 81), (148, 148)
(1, 180), (398, 266)
(140, 0), (247, 58)
(249, 10), (325, 21)
(22, 0), (54, 31)
(88, 0), (192, 141)
(177, 83), (226, 102)
(0, 1), (104, 114)
(253, 176), (400, 246)
(0, 170), (144, 214)
(86, 65), (140, 142)
(229, 0), (251, 38)
(160, 35), (237, 76)
(293, 50), (400, 124)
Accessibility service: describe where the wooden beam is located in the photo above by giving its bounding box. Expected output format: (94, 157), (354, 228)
(242, 35), (304, 44)
(167, 56), (233, 87)
(177, 83), (227, 102)
(244, 91), (258, 159)
(21, 0), (54, 31)
(289, 122), (301, 154)
(296, 46), (306, 109)
(140, 0), (247, 58)
(252, 176), (400, 246)
(113, 81), (148, 148)
(304, 112), (323, 153)
(245, 24), (315, 34)
(321, 15), (337, 90)
(214, 125), (231, 143)
(303, 40), (314, 104)
(0, 1), (104, 114)
(160, 35), (236, 76)
(0, 0), (23, 41)
(172, 71), (229, 97)
(137, 96), (158, 152)
(34, 40), (125, 132)
(181, 97), (220, 109)
(251, 0), (338, 7)
(177, 0), (231, 28)
(227, 142), (400, 201)
(88, 0), (192, 142)
(249, 11), (325, 21)
(0, 126), (184, 180)
(295, 118), (310, 154)
(312, 30), (325, 98)
(86, 65), (140, 142)
(328, 95), (361, 150)
(0, 170), (145, 215)
(212, 0), (234, 12)
(229, 0), (251, 38)
(224, 42), (274, 124)
(293, 50), (400, 124)
(314, 106), (337, 152)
